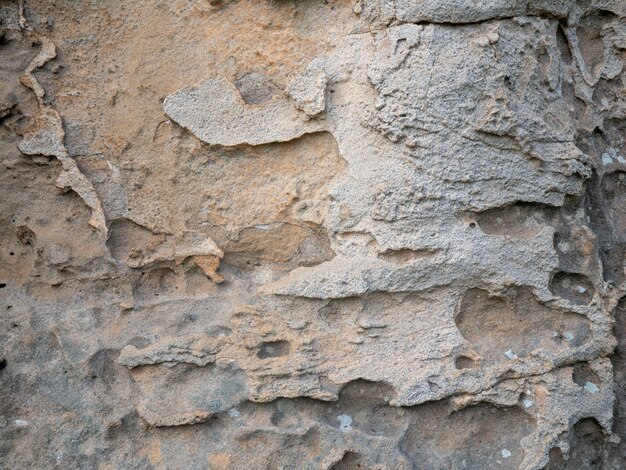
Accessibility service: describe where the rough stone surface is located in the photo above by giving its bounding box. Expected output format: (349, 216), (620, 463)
(1, 0), (625, 468)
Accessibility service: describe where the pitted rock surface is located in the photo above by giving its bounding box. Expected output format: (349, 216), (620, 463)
(1, 1), (626, 468)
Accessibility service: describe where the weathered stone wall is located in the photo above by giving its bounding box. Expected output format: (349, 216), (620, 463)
(1, 0), (625, 468)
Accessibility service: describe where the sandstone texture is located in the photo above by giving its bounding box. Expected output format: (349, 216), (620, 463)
(1, 1), (626, 469)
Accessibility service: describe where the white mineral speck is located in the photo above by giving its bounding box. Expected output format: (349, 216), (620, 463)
(337, 414), (353, 432)
(504, 349), (517, 360)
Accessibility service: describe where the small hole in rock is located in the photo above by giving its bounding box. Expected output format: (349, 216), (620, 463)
(572, 362), (601, 387)
(257, 340), (291, 359)
(455, 356), (476, 369)
(550, 272), (594, 305)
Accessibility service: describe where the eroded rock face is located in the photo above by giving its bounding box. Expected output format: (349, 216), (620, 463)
(1, 0), (625, 468)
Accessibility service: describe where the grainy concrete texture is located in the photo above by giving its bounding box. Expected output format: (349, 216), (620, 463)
(1, 1), (626, 469)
